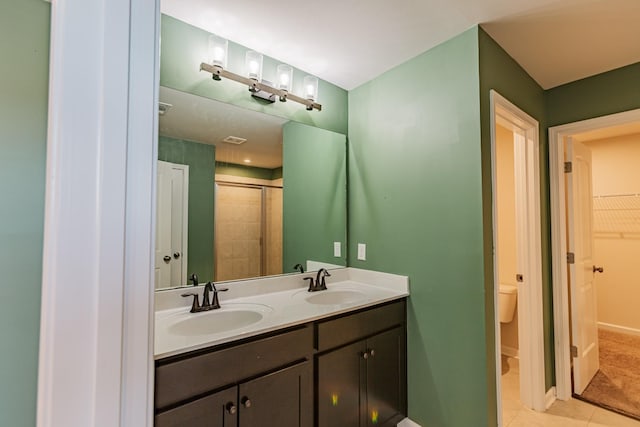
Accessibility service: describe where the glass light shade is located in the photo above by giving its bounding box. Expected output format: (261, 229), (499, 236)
(245, 51), (263, 81)
(276, 64), (293, 91)
(303, 75), (319, 101)
(208, 35), (228, 68)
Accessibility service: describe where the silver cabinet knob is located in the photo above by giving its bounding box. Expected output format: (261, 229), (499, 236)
(163, 255), (171, 262)
(241, 396), (251, 408)
(225, 402), (236, 414)
(593, 266), (604, 273)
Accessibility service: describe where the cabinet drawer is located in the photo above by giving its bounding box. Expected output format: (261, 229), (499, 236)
(316, 300), (405, 352)
(156, 325), (313, 409)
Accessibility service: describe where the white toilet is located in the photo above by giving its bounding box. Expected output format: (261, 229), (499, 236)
(498, 284), (518, 323)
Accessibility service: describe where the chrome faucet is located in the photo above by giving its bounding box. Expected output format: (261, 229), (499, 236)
(182, 281), (228, 312)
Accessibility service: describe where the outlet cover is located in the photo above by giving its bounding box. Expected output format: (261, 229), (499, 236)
(357, 243), (366, 261)
(333, 242), (341, 257)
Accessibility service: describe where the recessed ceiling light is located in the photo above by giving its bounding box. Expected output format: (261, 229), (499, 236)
(243, 159), (251, 164)
(222, 136), (247, 145)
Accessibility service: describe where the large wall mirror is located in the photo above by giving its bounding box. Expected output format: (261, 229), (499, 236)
(155, 85), (347, 290)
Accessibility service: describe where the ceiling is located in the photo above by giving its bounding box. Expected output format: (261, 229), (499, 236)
(573, 121), (640, 143)
(159, 86), (286, 169)
(161, 0), (640, 91)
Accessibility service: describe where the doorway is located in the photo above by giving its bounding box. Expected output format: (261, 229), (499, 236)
(490, 91), (546, 425)
(550, 109), (640, 418)
(549, 110), (640, 400)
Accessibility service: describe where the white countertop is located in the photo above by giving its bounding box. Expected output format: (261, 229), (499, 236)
(155, 268), (409, 359)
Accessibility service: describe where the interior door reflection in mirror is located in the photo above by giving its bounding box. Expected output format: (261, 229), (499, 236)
(156, 86), (346, 290)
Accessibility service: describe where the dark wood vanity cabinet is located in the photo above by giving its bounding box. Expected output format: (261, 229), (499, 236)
(316, 301), (407, 427)
(154, 299), (406, 427)
(155, 326), (313, 427)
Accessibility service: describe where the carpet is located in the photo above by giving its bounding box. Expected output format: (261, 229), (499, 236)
(579, 328), (640, 420)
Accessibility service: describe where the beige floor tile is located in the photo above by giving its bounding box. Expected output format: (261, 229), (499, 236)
(508, 406), (589, 427)
(589, 407), (640, 427)
(546, 398), (596, 422)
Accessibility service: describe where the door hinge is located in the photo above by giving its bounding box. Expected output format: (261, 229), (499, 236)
(516, 274), (524, 283)
(564, 161), (572, 173)
(567, 252), (575, 264)
(571, 345), (578, 358)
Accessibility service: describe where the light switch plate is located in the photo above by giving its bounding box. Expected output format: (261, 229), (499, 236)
(357, 243), (366, 261)
(333, 242), (341, 257)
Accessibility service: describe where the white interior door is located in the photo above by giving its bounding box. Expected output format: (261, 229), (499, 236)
(155, 160), (189, 289)
(566, 138), (599, 395)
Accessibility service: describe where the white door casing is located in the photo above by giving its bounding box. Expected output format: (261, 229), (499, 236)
(566, 138), (599, 394)
(155, 161), (189, 289)
(549, 108), (640, 400)
(490, 90), (546, 423)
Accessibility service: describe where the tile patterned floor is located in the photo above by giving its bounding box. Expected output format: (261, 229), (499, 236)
(501, 356), (640, 427)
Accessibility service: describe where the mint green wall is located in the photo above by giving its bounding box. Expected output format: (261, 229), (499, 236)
(348, 29), (496, 426)
(215, 162), (282, 181)
(159, 136), (215, 283)
(283, 122), (347, 272)
(160, 15), (348, 135)
(478, 29), (555, 390)
(546, 61), (640, 127)
(0, 0), (49, 425)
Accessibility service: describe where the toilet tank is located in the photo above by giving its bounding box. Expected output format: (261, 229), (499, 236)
(498, 284), (517, 323)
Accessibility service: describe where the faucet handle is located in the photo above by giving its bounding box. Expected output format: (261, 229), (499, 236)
(181, 292), (201, 313)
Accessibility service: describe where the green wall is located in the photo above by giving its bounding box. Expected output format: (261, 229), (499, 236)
(159, 136), (216, 283)
(0, 0), (50, 425)
(348, 28), (495, 426)
(283, 122), (347, 272)
(478, 29), (555, 390)
(216, 162), (282, 181)
(546, 61), (640, 127)
(160, 15), (348, 135)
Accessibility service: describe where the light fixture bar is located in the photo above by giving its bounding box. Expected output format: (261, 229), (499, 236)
(200, 62), (322, 111)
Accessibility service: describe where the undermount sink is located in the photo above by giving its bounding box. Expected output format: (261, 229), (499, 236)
(304, 289), (368, 305)
(168, 305), (271, 337)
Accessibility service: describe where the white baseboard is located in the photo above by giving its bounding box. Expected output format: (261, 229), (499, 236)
(545, 387), (556, 409)
(398, 418), (421, 427)
(598, 322), (640, 336)
(501, 345), (519, 359)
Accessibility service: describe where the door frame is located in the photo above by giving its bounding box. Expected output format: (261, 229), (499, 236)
(549, 107), (640, 400)
(38, 0), (159, 425)
(490, 90), (547, 418)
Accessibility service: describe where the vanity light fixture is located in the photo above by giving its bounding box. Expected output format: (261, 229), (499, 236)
(200, 36), (322, 111)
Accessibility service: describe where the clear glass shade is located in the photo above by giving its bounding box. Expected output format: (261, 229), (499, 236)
(208, 35), (228, 68)
(245, 51), (263, 81)
(276, 64), (293, 92)
(303, 75), (319, 101)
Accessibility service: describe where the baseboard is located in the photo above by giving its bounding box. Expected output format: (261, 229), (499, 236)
(598, 322), (640, 336)
(545, 387), (557, 409)
(501, 345), (519, 358)
(397, 418), (421, 427)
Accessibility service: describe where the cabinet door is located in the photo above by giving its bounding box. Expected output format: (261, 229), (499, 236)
(155, 386), (237, 427)
(365, 327), (405, 427)
(317, 340), (366, 427)
(238, 361), (312, 427)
